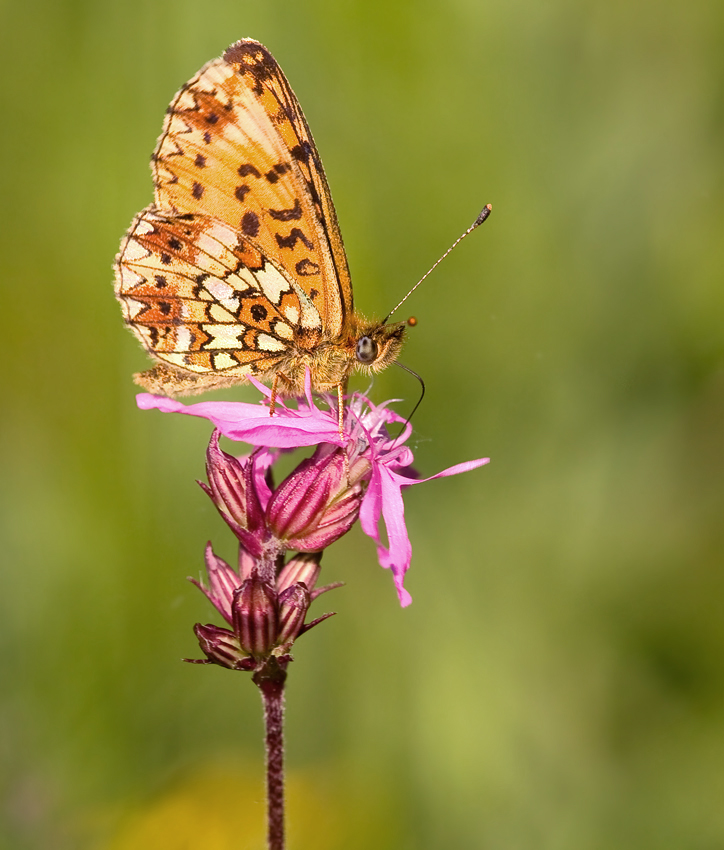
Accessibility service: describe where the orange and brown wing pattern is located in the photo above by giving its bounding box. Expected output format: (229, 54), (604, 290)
(151, 38), (352, 338)
(116, 207), (323, 379)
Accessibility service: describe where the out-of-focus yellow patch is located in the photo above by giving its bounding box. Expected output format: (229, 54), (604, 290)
(101, 760), (398, 850)
(103, 762), (266, 850)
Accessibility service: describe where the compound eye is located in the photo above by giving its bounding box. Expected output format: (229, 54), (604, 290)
(355, 336), (378, 364)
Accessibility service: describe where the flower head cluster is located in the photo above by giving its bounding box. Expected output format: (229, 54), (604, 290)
(138, 376), (488, 670)
(188, 546), (337, 671)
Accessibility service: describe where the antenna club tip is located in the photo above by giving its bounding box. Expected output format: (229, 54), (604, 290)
(474, 204), (493, 227)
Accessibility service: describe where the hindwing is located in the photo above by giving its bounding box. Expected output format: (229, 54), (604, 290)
(116, 208), (322, 378)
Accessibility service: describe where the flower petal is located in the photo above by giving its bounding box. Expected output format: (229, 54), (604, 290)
(250, 448), (276, 511)
(136, 393), (344, 448)
(402, 457), (491, 485)
(359, 465), (383, 546)
(376, 466), (413, 606)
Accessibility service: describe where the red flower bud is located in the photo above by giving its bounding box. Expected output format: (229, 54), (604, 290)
(191, 623), (253, 670)
(266, 445), (363, 550)
(276, 583), (311, 650)
(277, 552), (322, 594)
(201, 432), (267, 555)
(233, 579), (278, 658)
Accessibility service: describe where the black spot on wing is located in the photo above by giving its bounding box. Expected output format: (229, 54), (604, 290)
(290, 143), (312, 162)
(241, 211), (260, 237)
(268, 199), (302, 221)
(296, 259), (320, 276)
(264, 164), (291, 184)
(276, 228), (314, 250)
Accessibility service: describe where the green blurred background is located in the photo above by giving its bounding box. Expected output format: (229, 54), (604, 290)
(2, 0), (723, 847)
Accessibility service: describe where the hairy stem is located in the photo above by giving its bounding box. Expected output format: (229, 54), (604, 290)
(253, 657), (288, 850)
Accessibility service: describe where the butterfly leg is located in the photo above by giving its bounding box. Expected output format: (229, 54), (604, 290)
(336, 383), (346, 437)
(336, 381), (351, 482)
(270, 371), (294, 416)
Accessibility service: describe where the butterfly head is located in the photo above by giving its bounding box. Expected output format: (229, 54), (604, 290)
(352, 321), (406, 376)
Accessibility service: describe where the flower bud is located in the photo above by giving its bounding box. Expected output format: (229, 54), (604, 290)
(266, 445), (363, 550)
(202, 432), (266, 555)
(188, 544), (238, 625)
(192, 623), (253, 670)
(293, 489), (361, 551)
(276, 552), (322, 595)
(232, 578), (278, 658)
(276, 583), (311, 650)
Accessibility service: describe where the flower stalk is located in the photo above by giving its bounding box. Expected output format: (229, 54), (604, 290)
(253, 657), (288, 850)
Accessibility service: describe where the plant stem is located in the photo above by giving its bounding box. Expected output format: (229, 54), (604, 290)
(253, 657), (289, 850)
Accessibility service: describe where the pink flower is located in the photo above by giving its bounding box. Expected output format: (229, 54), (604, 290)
(138, 379), (489, 606)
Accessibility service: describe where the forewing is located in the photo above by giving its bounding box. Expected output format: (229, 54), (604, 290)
(151, 39), (352, 338)
(115, 208), (322, 377)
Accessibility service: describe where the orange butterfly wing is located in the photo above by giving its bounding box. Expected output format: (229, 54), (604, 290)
(151, 39), (353, 336)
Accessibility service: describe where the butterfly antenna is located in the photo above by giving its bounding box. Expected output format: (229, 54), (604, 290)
(392, 361), (426, 441)
(382, 204), (492, 324)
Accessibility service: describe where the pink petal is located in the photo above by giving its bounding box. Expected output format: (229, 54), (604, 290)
(358, 466), (412, 606)
(393, 574), (413, 608)
(248, 377), (272, 398)
(376, 466), (413, 607)
(359, 466), (383, 546)
(250, 449), (276, 512)
(136, 394), (344, 448)
(396, 457), (490, 487)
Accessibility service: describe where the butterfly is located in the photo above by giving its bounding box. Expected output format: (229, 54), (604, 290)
(115, 39), (406, 405)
